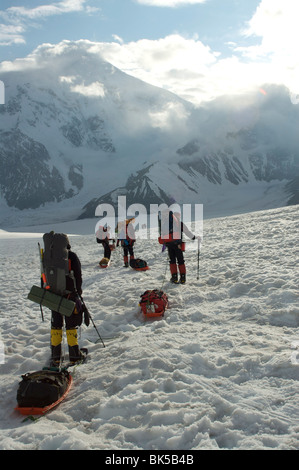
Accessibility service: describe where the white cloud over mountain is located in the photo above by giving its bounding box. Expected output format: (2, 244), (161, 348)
(1, 1), (299, 105)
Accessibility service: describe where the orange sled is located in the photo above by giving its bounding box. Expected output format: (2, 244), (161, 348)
(15, 371), (73, 416)
(99, 257), (110, 268)
(132, 266), (149, 272)
(130, 259), (149, 271)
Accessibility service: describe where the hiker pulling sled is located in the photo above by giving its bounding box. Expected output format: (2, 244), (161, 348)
(116, 218), (149, 270)
(96, 224), (115, 268)
(159, 211), (200, 284)
(116, 218), (136, 267)
(28, 232), (89, 366)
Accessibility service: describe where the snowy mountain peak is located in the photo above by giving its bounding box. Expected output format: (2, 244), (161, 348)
(0, 43), (298, 226)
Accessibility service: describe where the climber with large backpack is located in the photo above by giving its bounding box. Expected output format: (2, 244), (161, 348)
(159, 211), (199, 284)
(42, 232), (87, 366)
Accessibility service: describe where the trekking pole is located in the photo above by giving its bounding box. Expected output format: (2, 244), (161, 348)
(39, 289), (45, 322)
(80, 296), (105, 348)
(160, 246), (169, 291)
(38, 242), (45, 322)
(197, 238), (201, 280)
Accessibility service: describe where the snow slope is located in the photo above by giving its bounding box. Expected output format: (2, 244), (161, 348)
(0, 205), (298, 450)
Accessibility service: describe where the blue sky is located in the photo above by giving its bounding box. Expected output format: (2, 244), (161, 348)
(0, 0), (298, 104)
(0, 0), (260, 58)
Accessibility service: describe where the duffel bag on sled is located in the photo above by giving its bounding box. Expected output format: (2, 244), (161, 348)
(15, 368), (72, 416)
(99, 257), (110, 268)
(139, 289), (168, 318)
(130, 258), (149, 271)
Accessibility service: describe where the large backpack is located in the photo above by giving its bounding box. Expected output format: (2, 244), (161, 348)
(43, 232), (74, 296)
(116, 218), (135, 242)
(158, 211), (181, 244)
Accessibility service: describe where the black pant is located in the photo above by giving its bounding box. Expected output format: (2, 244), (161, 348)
(123, 245), (134, 257)
(167, 242), (185, 265)
(51, 310), (82, 329)
(99, 240), (111, 259)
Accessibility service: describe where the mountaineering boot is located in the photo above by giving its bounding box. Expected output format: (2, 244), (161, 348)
(66, 328), (85, 364)
(68, 345), (87, 364)
(124, 256), (129, 267)
(50, 328), (63, 366)
(179, 264), (186, 284)
(170, 263), (178, 283)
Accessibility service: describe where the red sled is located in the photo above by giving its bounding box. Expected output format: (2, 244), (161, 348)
(139, 290), (168, 319)
(15, 369), (73, 416)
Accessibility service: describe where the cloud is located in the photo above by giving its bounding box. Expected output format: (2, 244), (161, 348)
(88, 34), (219, 103)
(0, 0), (99, 46)
(135, 0), (206, 6)
(1, 0), (299, 106)
(0, 33), (296, 106)
(244, 0), (299, 53)
(0, 23), (26, 46)
(149, 102), (190, 129)
(4, 0), (88, 19)
(95, 13), (299, 104)
(70, 81), (106, 97)
(238, 0), (299, 95)
(112, 35), (124, 45)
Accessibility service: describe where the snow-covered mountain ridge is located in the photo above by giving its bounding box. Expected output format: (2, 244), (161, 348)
(0, 42), (298, 226)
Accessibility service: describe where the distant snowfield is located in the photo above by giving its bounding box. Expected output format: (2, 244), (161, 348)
(0, 205), (298, 450)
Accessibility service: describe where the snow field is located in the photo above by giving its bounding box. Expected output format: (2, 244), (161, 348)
(0, 205), (298, 450)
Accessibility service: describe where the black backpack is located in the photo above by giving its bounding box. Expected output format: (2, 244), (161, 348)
(16, 369), (70, 408)
(43, 232), (75, 296)
(158, 211), (181, 244)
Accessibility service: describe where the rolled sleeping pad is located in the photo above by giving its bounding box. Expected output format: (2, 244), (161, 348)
(27, 285), (75, 317)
